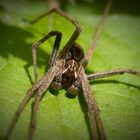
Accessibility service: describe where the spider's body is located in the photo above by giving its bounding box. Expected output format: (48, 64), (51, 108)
(51, 43), (84, 95)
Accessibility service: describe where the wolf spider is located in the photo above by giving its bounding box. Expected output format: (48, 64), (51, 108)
(4, 0), (140, 140)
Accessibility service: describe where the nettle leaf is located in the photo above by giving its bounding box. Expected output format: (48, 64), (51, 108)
(0, 0), (140, 140)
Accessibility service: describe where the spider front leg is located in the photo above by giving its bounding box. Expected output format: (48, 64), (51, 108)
(4, 73), (50, 140)
(4, 65), (61, 140)
(32, 31), (62, 81)
(28, 65), (62, 140)
(79, 66), (106, 140)
(28, 83), (51, 140)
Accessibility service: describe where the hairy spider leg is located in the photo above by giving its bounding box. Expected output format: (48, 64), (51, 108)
(32, 31), (62, 81)
(76, 0), (113, 139)
(80, 67), (106, 140)
(80, 67), (98, 140)
(82, 0), (112, 67)
(4, 67), (59, 140)
(28, 7), (82, 60)
(28, 66), (62, 140)
(87, 69), (140, 80)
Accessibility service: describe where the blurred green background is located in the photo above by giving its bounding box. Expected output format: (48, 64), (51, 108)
(0, 0), (140, 140)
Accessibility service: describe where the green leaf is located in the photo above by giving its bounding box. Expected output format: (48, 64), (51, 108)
(0, 0), (140, 140)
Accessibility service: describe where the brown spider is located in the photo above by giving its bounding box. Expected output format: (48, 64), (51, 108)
(4, 0), (140, 140)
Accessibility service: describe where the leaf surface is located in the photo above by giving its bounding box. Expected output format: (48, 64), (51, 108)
(0, 0), (140, 140)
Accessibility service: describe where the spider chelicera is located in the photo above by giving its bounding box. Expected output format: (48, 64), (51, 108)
(4, 0), (140, 140)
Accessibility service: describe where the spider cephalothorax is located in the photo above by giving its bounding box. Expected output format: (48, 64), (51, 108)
(51, 43), (84, 95)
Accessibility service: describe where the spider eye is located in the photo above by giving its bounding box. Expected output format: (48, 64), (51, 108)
(68, 84), (79, 96)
